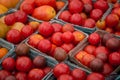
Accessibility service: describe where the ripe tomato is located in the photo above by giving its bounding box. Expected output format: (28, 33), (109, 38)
(16, 56), (32, 72)
(2, 57), (15, 71)
(53, 63), (70, 78)
(86, 73), (105, 80)
(28, 69), (45, 80)
(58, 74), (74, 80)
(16, 72), (28, 80)
(6, 29), (22, 44)
(71, 68), (87, 80)
(84, 45), (96, 54)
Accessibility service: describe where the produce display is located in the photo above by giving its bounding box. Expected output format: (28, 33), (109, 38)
(0, 10), (40, 44)
(0, 44), (57, 80)
(57, 0), (110, 33)
(0, 0), (120, 80)
(96, 2), (120, 37)
(46, 62), (105, 80)
(26, 21), (88, 62)
(19, 0), (66, 21)
(72, 30), (120, 76)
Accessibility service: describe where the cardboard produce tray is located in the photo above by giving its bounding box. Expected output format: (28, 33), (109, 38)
(69, 30), (120, 76)
(0, 49), (58, 80)
(0, 9), (41, 46)
(55, 1), (113, 34)
(44, 61), (91, 80)
(25, 20), (88, 62)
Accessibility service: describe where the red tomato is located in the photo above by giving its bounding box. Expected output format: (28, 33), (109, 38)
(86, 73), (105, 80)
(84, 45), (96, 54)
(16, 72), (28, 80)
(53, 63), (70, 78)
(71, 68), (87, 80)
(6, 29), (22, 44)
(28, 69), (45, 80)
(21, 25), (33, 39)
(0, 70), (10, 80)
(58, 74), (74, 80)
(2, 57), (15, 71)
(16, 56), (32, 72)
(109, 52), (120, 67)
(88, 32), (100, 45)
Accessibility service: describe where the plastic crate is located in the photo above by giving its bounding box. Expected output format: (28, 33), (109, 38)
(44, 61), (91, 80)
(0, 49), (58, 80)
(69, 30), (120, 76)
(0, 38), (14, 63)
(25, 20), (88, 62)
(55, 1), (113, 34)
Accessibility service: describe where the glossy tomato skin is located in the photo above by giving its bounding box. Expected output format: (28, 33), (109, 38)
(52, 23), (62, 32)
(61, 31), (74, 43)
(28, 69), (45, 80)
(58, 74), (74, 80)
(15, 72), (28, 80)
(37, 39), (52, 53)
(0, 70), (10, 80)
(71, 68), (87, 80)
(109, 52), (120, 67)
(94, 46), (109, 56)
(84, 45), (96, 54)
(14, 10), (27, 23)
(38, 22), (54, 37)
(53, 63), (70, 78)
(21, 25), (33, 39)
(16, 56), (33, 72)
(61, 43), (74, 53)
(101, 63), (113, 76)
(51, 32), (63, 46)
(2, 57), (15, 71)
(86, 73), (105, 80)
(83, 18), (95, 28)
(6, 29), (22, 44)
(88, 33), (100, 46)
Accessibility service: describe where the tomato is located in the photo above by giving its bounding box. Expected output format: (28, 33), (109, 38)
(109, 52), (120, 67)
(86, 73), (105, 80)
(71, 68), (87, 80)
(0, 70), (10, 80)
(16, 56), (33, 72)
(2, 57), (15, 71)
(101, 63), (113, 76)
(88, 32), (100, 45)
(28, 69), (45, 80)
(53, 63), (70, 78)
(16, 72), (27, 80)
(93, 46), (109, 56)
(21, 25), (33, 39)
(6, 29), (22, 44)
(58, 74), (74, 80)
(84, 45), (96, 54)
(37, 39), (52, 53)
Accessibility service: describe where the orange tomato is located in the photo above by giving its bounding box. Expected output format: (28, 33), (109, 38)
(0, 48), (8, 59)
